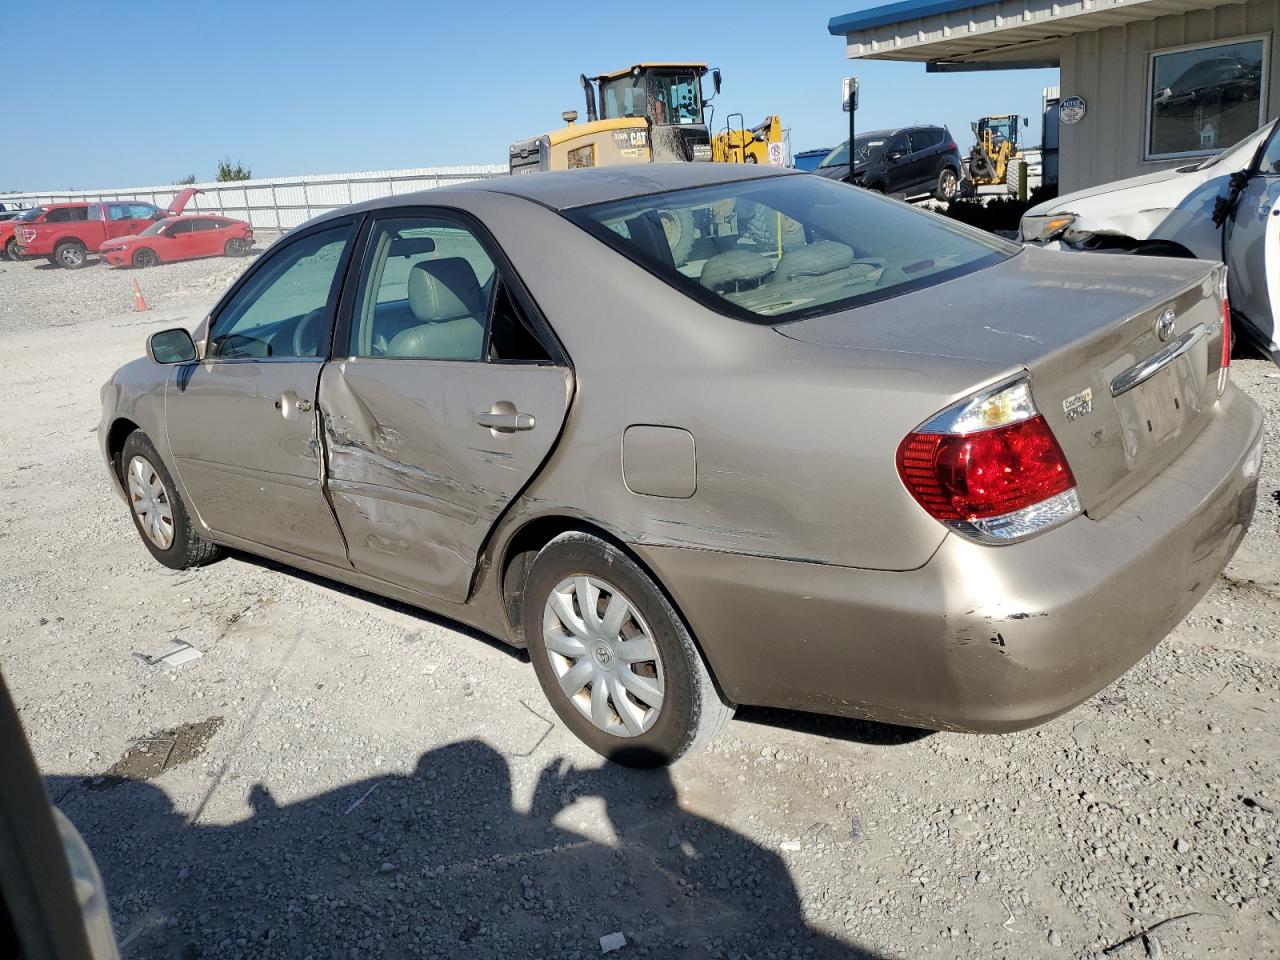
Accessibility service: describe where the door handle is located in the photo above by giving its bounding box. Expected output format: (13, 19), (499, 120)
(475, 411), (535, 433)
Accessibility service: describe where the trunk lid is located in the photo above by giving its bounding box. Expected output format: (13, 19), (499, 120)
(777, 248), (1227, 519)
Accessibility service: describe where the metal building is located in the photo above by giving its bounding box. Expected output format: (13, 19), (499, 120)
(829, 0), (1280, 192)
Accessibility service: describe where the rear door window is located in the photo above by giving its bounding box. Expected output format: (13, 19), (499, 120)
(908, 130), (938, 153)
(567, 174), (1014, 323)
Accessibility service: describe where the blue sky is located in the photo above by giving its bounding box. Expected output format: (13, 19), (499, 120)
(4, 0), (1058, 191)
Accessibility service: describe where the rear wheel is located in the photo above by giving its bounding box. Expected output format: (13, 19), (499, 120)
(131, 248), (158, 269)
(935, 167), (960, 202)
(224, 237), (248, 257)
(522, 532), (734, 767)
(120, 430), (222, 569)
(53, 240), (87, 269)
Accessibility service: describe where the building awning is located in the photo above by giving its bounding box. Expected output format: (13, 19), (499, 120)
(829, 0), (1247, 69)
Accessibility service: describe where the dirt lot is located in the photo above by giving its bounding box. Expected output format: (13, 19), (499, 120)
(1, 250), (1278, 960)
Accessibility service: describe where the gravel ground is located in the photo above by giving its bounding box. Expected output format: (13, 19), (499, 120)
(1, 253), (1278, 960)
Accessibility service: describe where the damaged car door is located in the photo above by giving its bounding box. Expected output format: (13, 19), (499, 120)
(1225, 123), (1280, 362)
(163, 220), (358, 564)
(319, 213), (572, 602)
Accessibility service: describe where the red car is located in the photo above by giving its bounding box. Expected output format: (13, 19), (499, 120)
(98, 215), (253, 268)
(1, 205), (89, 261)
(15, 187), (199, 268)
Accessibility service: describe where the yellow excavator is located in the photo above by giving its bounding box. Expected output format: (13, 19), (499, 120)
(967, 114), (1024, 186)
(510, 63), (786, 173)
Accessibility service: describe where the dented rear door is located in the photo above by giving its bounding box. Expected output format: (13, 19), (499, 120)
(318, 210), (572, 603)
(319, 360), (571, 602)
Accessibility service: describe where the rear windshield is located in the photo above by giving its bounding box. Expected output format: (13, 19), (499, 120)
(566, 174), (1015, 323)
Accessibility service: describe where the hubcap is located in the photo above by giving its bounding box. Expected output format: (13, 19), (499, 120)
(60, 246), (83, 267)
(942, 172), (958, 197)
(127, 455), (174, 549)
(543, 575), (665, 738)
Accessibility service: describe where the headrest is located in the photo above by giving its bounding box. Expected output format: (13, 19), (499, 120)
(773, 241), (856, 282)
(407, 257), (483, 323)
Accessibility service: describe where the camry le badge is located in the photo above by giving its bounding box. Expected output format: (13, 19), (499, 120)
(1155, 308), (1177, 342)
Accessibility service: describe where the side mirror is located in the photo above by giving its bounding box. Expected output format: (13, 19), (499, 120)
(147, 328), (197, 364)
(712, 68), (722, 95)
(886, 150), (905, 163)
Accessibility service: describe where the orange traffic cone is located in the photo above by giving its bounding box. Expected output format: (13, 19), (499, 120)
(131, 277), (149, 312)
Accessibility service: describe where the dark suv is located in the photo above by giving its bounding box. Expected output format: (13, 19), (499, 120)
(814, 125), (964, 202)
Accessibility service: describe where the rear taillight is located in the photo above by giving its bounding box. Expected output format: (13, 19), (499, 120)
(1218, 268), (1231, 397)
(18, 227), (34, 242)
(896, 377), (1081, 544)
(944, 141), (958, 152)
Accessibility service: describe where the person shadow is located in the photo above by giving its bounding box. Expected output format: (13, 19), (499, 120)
(49, 740), (889, 959)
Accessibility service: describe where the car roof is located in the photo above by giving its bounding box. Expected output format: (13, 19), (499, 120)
(347, 164), (798, 215)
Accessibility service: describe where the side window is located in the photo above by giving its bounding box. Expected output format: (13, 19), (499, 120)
(87, 204), (103, 221)
(70, 206), (89, 221)
(208, 224), (352, 360)
(888, 133), (910, 156)
(349, 216), (496, 361)
(46, 208), (72, 223)
(908, 130), (934, 153)
(130, 203), (157, 220)
(167, 220), (192, 235)
(108, 204), (130, 222)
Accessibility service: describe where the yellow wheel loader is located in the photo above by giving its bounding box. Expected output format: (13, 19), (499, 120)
(711, 114), (785, 165)
(967, 114), (1024, 186)
(510, 63), (720, 174)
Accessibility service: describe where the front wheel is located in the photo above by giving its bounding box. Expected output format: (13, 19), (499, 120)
(224, 237), (248, 257)
(523, 532), (734, 767)
(132, 247), (158, 268)
(4, 237), (19, 261)
(53, 240), (87, 269)
(935, 167), (960, 202)
(120, 430), (222, 569)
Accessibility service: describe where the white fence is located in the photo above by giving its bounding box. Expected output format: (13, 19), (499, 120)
(0, 164), (508, 231)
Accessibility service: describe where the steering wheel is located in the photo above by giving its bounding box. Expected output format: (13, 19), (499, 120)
(292, 308), (325, 357)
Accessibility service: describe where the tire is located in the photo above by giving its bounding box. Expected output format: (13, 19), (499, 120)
(132, 247), (158, 269)
(224, 237), (248, 257)
(935, 167), (960, 202)
(655, 207), (696, 265)
(53, 240), (87, 269)
(522, 532), (734, 767)
(119, 430), (222, 570)
(4, 237), (19, 262)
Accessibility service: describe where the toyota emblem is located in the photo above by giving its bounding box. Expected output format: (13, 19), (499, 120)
(1155, 309), (1176, 342)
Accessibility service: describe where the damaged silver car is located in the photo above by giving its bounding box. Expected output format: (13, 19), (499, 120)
(101, 165), (1263, 765)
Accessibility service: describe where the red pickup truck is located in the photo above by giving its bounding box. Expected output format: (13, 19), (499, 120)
(15, 188), (200, 268)
(2, 205), (89, 262)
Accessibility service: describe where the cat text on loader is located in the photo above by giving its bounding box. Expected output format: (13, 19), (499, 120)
(967, 114), (1028, 186)
(510, 63), (720, 173)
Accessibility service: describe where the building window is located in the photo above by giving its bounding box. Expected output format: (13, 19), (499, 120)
(1146, 36), (1267, 160)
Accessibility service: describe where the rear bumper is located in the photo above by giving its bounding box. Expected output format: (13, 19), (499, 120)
(637, 385), (1263, 733)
